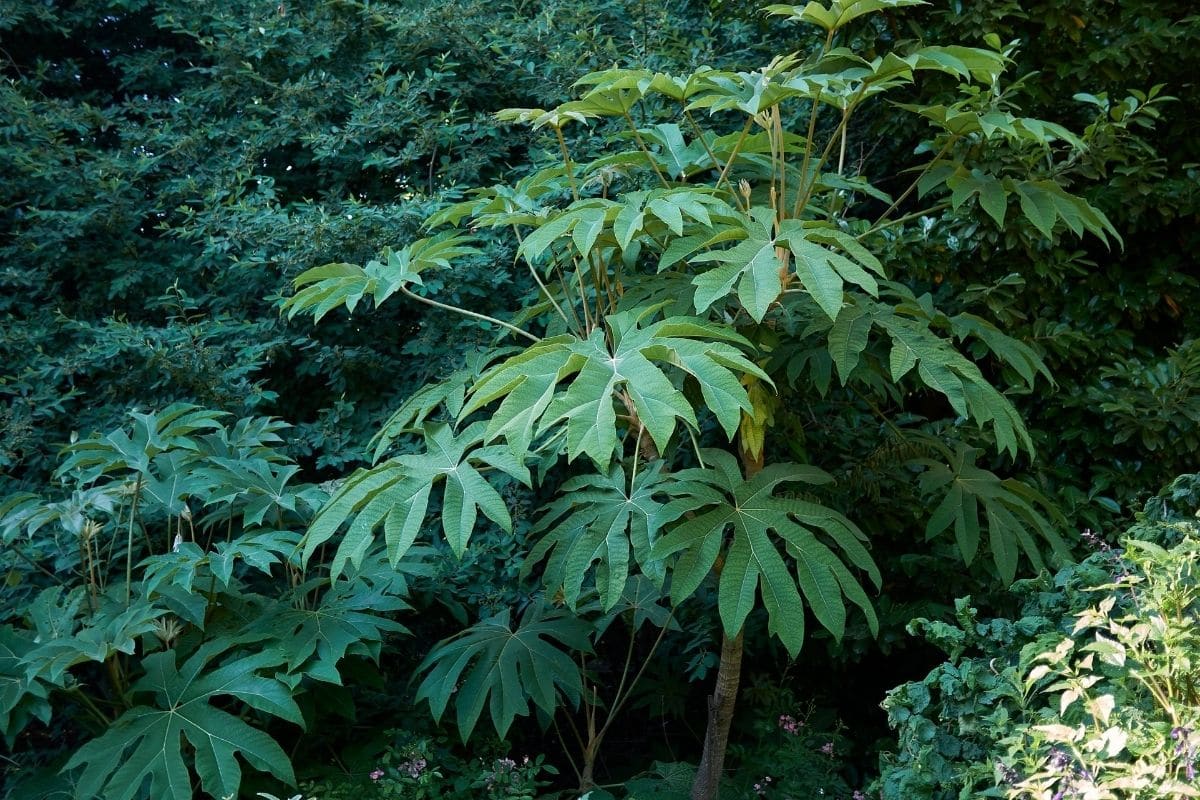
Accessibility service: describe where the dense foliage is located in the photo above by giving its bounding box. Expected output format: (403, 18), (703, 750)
(2, 0), (1198, 798)
(879, 474), (1200, 799)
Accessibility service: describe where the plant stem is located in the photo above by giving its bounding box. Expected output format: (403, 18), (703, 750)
(683, 109), (715, 173)
(601, 610), (673, 734)
(690, 628), (745, 800)
(105, 654), (127, 705)
(84, 527), (98, 612)
(68, 686), (112, 727)
(837, 108), (848, 176)
(792, 91), (865, 219)
(774, 107), (787, 226)
(125, 477), (142, 607)
(513, 227), (573, 329)
(621, 109), (670, 188)
(398, 285), (540, 343)
(715, 118), (753, 198)
(8, 542), (63, 584)
(103, 501), (124, 588)
(572, 257), (594, 333)
(556, 270), (587, 332)
(562, 703), (588, 755)
(691, 429), (765, 800)
(858, 201), (952, 239)
(793, 31), (833, 217)
(684, 109), (749, 212)
(871, 135), (959, 229)
(554, 125), (579, 201)
(553, 716), (584, 786)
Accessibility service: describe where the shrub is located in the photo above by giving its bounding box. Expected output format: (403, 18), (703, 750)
(877, 474), (1200, 799)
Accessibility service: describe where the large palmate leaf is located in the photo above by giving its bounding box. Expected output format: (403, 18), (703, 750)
(652, 450), (880, 656)
(0, 625), (52, 746)
(588, 574), (676, 637)
(137, 451), (203, 516)
(918, 445), (1071, 584)
(798, 290), (1039, 458)
(0, 486), (116, 543)
(778, 219), (884, 319)
(949, 311), (1052, 390)
(690, 210), (883, 322)
(210, 530), (303, 585)
(683, 57), (806, 116)
(193, 456), (324, 528)
(462, 307), (768, 469)
(302, 422), (528, 577)
(765, 1), (927, 34)
(610, 189), (738, 254)
(283, 233), (479, 322)
(368, 349), (511, 462)
(414, 600), (593, 741)
(876, 312), (1034, 458)
(56, 404), (227, 481)
(65, 647), (302, 800)
(246, 569), (411, 684)
(690, 207), (789, 322)
(515, 198), (617, 266)
(639, 123), (717, 179)
(523, 462), (700, 609)
(140, 530), (302, 597)
(22, 587), (164, 686)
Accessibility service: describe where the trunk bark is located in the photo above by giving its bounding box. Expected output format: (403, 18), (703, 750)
(690, 628), (745, 800)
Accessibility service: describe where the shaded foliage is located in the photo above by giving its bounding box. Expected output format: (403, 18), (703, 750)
(1, 0), (1198, 797)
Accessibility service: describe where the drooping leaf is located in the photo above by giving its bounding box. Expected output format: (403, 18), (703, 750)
(369, 366), (477, 462)
(208, 530), (303, 587)
(193, 457), (319, 528)
(56, 404), (226, 482)
(872, 297), (1034, 458)
(918, 445), (1071, 582)
(523, 462), (700, 609)
(302, 423), (527, 577)
(414, 600), (592, 741)
(0, 626), (53, 746)
(778, 220), (882, 320)
(284, 233), (481, 321)
(690, 207), (785, 322)
(827, 302), (873, 382)
(765, 1), (927, 34)
(246, 570), (411, 684)
(1010, 179), (1121, 247)
(462, 309), (768, 470)
(651, 450), (880, 656)
(65, 647), (302, 800)
(950, 312), (1052, 390)
(23, 588), (165, 686)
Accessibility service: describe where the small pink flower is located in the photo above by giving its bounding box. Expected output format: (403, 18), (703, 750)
(819, 741), (834, 756)
(369, 768), (384, 781)
(777, 714), (803, 735)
